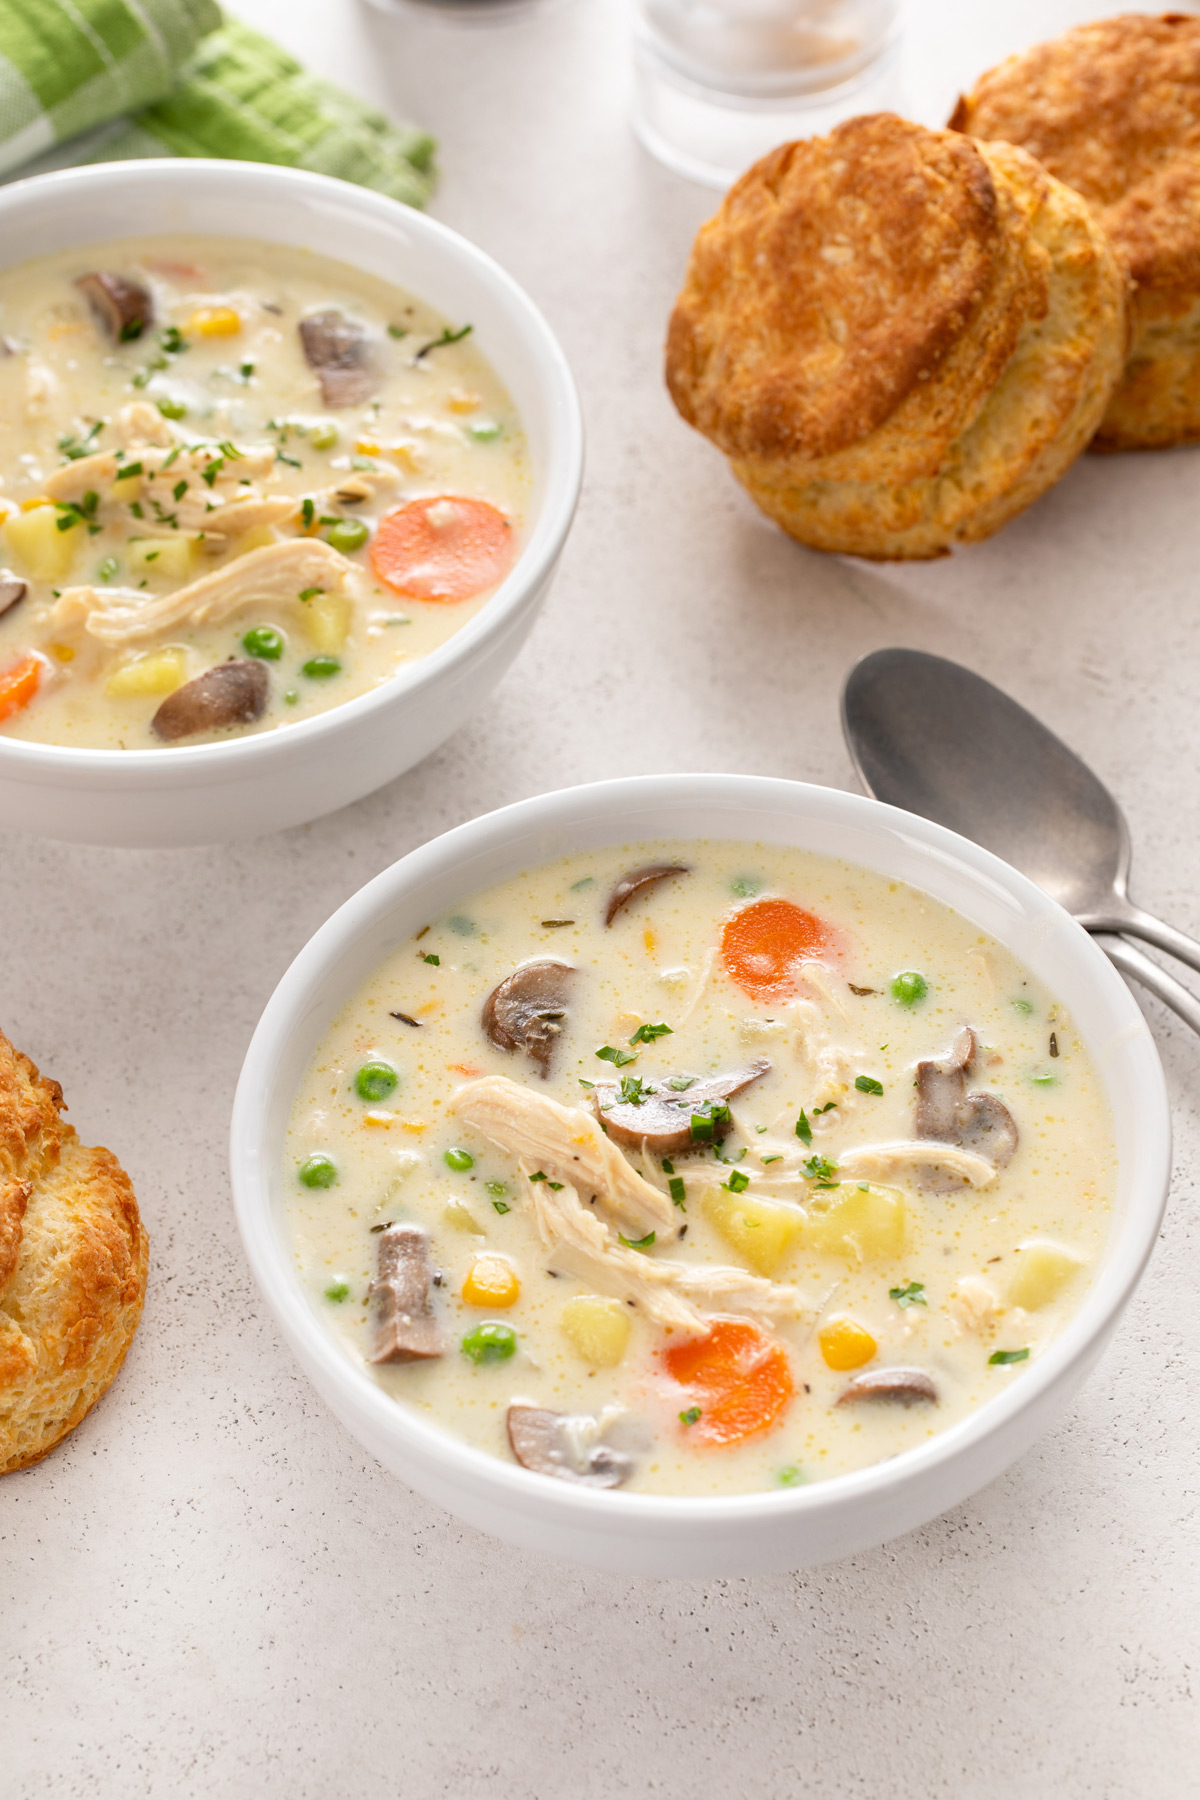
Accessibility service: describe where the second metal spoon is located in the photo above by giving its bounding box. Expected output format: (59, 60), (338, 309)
(842, 647), (1200, 1035)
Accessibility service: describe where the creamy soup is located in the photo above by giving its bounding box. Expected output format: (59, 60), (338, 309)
(284, 843), (1116, 1498)
(0, 236), (528, 748)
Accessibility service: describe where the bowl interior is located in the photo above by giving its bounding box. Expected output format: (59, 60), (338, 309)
(0, 161), (581, 762)
(232, 775), (1170, 1521)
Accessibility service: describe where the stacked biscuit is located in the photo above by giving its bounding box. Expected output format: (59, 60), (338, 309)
(667, 14), (1200, 560)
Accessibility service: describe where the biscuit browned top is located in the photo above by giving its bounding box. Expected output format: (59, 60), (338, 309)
(950, 13), (1200, 291)
(665, 114), (1014, 461)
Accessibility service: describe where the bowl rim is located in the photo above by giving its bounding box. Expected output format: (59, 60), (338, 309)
(230, 773), (1171, 1528)
(0, 158), (583, 774)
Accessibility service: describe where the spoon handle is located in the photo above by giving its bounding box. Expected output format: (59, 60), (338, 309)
(1096, 932), (1200, 1035)
(1110, 906), (1200, 980)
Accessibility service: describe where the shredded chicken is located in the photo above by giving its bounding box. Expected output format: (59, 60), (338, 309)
(52, 539), (356, 644)
(837, 1140), (997, 1188)
(521, 1167), (803, 1336)
(114, 402), (176, 449)
(948, 1276), (1004, 1333)
(44, 440), (277, 513)
(196, 495), (299, 546)
(790, 997), (863, 1107)
(451, 1076), (677, 1237)
(326, 466), (402, 505)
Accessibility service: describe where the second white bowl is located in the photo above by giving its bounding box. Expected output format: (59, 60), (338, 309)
(0, 161), (583, 846)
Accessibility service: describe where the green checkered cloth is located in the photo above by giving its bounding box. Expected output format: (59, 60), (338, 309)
(0, 2), (435, 207)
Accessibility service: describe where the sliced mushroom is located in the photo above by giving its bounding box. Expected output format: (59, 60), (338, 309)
(75, 272), (154, 341)
(368, 1222), (443, 1363)
(481, 959), (575, 1078)
(150, 659), (268, 742)
(0, 572), (26, 619)
(915, 1026), (1017, 1193)
(604, 863), (690, 927)
(593, 1057), (771, 1153)
(298, 309), (377, 408)
(506, 1405), (633, 1487)
(837, 1367), (938, 1406)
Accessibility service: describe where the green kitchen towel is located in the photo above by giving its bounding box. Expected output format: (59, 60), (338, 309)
(0, 4), (435, 207)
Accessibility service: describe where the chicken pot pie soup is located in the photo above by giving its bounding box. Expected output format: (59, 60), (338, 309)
(0, 236), (529, 747)
(285, 842), (1115, 1498)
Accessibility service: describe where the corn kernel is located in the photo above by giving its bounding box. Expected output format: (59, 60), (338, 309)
(462, 1256), (520, 1308)
(447, 390), (481, 414)
(189, 305), (241, 336)
(818, 1316), (877, 1371)
(49, 643), (75, 663)
(355, 437), (381, 456)
(362, 1111), (393, 1129)
(20, 495), (51, 511)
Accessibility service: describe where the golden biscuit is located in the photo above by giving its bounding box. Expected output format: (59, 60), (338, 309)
(0, 1029), (147, 1473)
(665, 113), (1128, 559)
(951, 13), (1200, 450)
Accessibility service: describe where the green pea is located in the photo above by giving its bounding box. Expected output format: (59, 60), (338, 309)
(309, 421), (339, 451)
(468, 420), (501, 442)
(777, 1465), (806, 1487)
(324, 517), (369, 554)
(302, 655), (341, 680)
(890, 971), (929, 1008)
(324, 1280), (350, 1303)
(156, 397), (187, 420)
(284, 689), (299, 705)
(444, 1147), (474, 1171)
(731, 875), (761, 898)
(299, 1154), (337, 1189)
(242, 625), (285, 661)
(461, 1322), (517, 1364)
(355, 1059), (398, 1102)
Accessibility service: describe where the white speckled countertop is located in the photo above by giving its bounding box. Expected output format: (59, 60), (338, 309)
(4, 2), (1198, 1793)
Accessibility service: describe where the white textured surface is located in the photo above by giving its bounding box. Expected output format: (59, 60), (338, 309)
(4, 2), (1198, 1793)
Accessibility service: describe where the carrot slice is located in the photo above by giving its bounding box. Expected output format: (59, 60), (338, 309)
(720, 897), (835, 1003)
(0, 652), (42, 723)
(664, 1317), (794, 1446)
(369, 495), (515, 602)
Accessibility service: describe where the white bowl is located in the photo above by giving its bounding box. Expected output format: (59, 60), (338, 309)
(0, 161), (582, 846)
(230, 775), (1170, 1577)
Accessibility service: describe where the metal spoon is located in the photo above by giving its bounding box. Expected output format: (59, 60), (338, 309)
(841, 646), (1200, 1035)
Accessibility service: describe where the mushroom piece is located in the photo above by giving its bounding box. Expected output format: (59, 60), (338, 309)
(75, 272), (154, 341)
(368, 1223), (443, 1364)
(506, 1405), (633, 1487)
(604, 863), (690, 926)
(0, 572), (26, 619)
(150, 660), (268, 742)
(593, 1057), (771, 1154)
(481, 959), (575, 1077)
(915, 1026), (1018, 1192)
(298, 309), (377, 408)
(836, 1367), (938, 1406)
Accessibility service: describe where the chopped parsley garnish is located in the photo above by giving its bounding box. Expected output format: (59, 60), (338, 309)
(855, 1074), (884, 1096)
(661, 1159), (674, 1174)
(814, 1102), (838, 1114)
(119, 317), (144, 342)
(596, 1045), (637, 1067)
(577, 1078), (595, 1090)
(415, 322), (473, 360)
(889, 1281), (926, 1308)
(528, 1171), (564, 1190)
(619, 1231), (656, 1251)
(161, 326), (188, 355)
(54, 491), (101, 534)
(989, 1348), (1030, 1365)
(668, 1177), (687, 1207)
(628, 1021), (673, 1045)
(387, 324), (408, 339)
(172, 479), (187, 502)
(422, 952), (440, 965)
(569, 875), (595, 890)
(795, 1109), (812, 1145)
(298, 586), (324, 603)
(801, 1154), (839, 1188)
(114, 460), (143, 480)
(723, 1169), (750, 1193)
(301, 497), (315, 529)
(667, 1076), (695, 1092)
(491, 1201), (511, 1214)
(97, 556), (118, 581)
(618, 1075), (654, 1106)
(689, 1101), (731, 1142)
(57, 420), (104, 460)
(761, 1154), (783, 1164)
(679, 1406), (702, 1426)
(239, 361), (255, 382)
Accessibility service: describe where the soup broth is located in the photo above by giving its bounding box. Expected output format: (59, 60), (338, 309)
(284, 841), (1116, 1498)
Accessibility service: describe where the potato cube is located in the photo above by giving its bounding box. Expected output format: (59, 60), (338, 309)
(443, 1200), (483, 1234)
(1007, 1240), (1086, 1311)
(3, 504), (81, 580)
(304, 592), (351, 653)
(104, 647), (188, 697)
(127, 536), (196, 582)
(802, 1184), (905, 1262)
(705, 1187), (802, 1275)
(559, 1295), (631, 1368)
